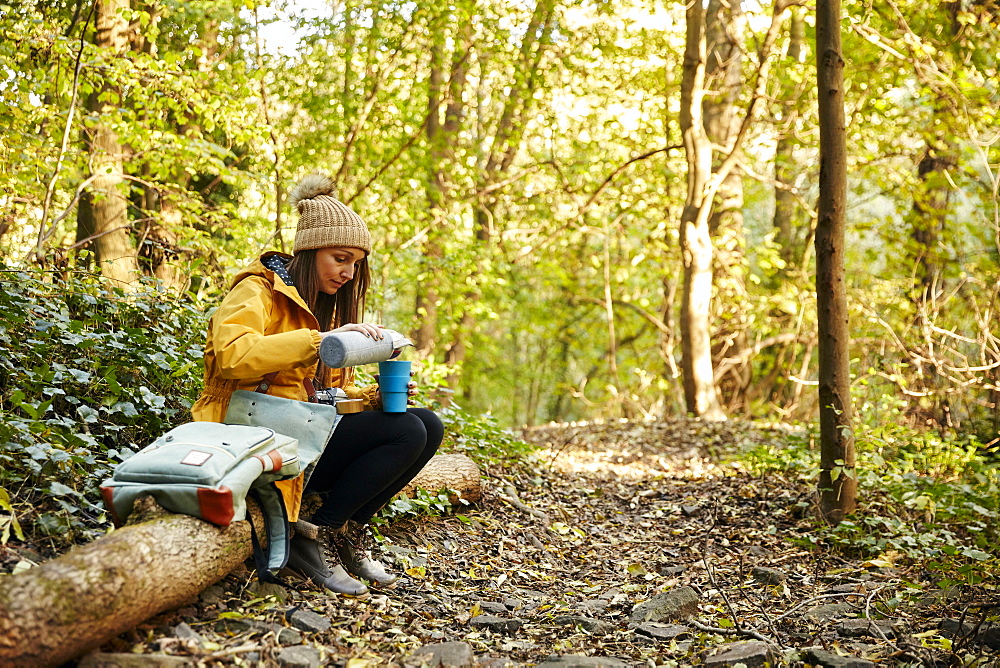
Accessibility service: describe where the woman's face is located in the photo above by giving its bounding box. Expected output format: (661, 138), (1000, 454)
(315, 246), (366, 295)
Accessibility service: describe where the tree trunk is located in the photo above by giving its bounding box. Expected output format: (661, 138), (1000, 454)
(421, 18), (470, 359)
(128, 3), (182, 291)
(904, 9), (961, 429)
(773, 7), (807, 268)
(704, 0), (749, 413)
(0, 497), (252, 667)
(415, 20), (467, 357)
(0, 454), (480, 667)
(79, 0), (139, 287)
(815, 0), (856, 524)
(909, 141), (954, 305)
(679, 0), (725, 420)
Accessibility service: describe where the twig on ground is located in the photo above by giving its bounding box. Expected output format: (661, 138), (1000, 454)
(730, 567), (784, 640)
(702, 540), (744, 634)
(770, 592), (866, 623)
(691, 618), (773, 643)
(206, 643), (262, 659)
(864, 586), (897, 646)
(499, 485), (550, 522)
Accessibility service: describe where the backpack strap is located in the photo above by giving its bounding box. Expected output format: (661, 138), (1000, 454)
(248, 486), (299, 588)
(255, 371), (319, 402)
(255, 372), (280, 394)
(248, 372), (315, 587)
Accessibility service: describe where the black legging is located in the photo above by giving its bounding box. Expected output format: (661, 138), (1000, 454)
(305, 407), (443, 527)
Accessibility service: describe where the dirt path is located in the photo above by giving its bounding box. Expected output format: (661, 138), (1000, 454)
(88, 419), (998, 667)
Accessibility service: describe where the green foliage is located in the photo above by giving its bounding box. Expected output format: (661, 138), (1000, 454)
(0, 264), (543, 540)
(0, 266), (208, 542)
(436, 402), (537, 466)
(2, 0), (998, 434)
(0, 1), (274, 288)
(740, 415), (1000, 582)
(376, 488), (460, 524)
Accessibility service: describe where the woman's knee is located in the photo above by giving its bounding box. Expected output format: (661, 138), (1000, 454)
(383, 411), (429, 460)
(408, 407), (444, 446)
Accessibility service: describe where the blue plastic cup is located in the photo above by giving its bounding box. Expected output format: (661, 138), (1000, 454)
(378, 360), (411, 413)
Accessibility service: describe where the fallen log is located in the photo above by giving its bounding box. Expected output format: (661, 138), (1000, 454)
(0, 453), (481, 667)
(0, 497), (252, 667)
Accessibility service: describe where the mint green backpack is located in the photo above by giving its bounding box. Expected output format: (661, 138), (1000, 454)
(101, 422), (300, 573)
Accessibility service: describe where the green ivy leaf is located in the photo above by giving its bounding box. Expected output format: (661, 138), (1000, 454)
(49, 482), (76, 496)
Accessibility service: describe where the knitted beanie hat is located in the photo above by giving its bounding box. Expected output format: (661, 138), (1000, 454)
(289, 173), (371, 255)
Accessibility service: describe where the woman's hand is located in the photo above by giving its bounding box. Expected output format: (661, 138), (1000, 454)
(374, 377), (418, 405)
(328, 323), (384, 339)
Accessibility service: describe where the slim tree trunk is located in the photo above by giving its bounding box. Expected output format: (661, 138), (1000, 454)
(679, 0), (725, 420)
(704, 0), (749, 413)
(905, 9), (961, 428)
(415, 34), (446, 356)
(418, 15), (469, 360)
(815, 0), (856, 524)
(449, 0), (555, 392)
(127, 3), (184, 291)
(909, 140), (954, 304)
(773, 7), (807, 267)
(254, 3), (287, 257)
(79, 0), (139, 287)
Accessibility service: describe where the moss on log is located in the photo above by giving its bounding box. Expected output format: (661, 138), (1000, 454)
(0, 497), (252, 667)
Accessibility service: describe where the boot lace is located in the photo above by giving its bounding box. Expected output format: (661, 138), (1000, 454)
(345, 522), (375, 560)
(316, 525), (346, 565)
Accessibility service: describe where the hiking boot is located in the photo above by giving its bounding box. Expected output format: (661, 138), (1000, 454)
(333, 520), (398, 586)
(286, 530), (368, 596)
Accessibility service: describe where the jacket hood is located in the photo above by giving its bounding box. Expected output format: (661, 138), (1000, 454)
(232, 252), (310, 313)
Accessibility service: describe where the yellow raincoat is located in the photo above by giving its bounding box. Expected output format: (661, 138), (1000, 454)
(191, 252), (378, 521)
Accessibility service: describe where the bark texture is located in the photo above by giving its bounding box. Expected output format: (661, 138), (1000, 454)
(402, 453), (482, 504)
(815, 0), (856, 524)
(80, 0), (139, 287)
(0, 497), (252, 667)
(704, 0), (749, 413)
(773, 7), (808, 268)
(679, 0), (725, 421)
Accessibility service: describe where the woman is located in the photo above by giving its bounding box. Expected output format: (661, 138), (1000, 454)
(191, 173), (443, 596)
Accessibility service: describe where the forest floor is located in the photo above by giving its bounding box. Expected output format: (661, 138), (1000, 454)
(80, 418), (998, 667)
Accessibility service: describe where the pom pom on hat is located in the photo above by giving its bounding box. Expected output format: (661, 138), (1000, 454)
(290, 172), (371, 255)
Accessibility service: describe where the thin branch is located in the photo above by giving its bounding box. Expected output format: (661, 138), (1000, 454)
(346, 48), (473, 205)
(690, 618), (773, 643)
(702, 542), (749, 638)
(769, 592), (863, 624)
(579, 146), (678, 217)
(531, 145), (682, 256)
(577, 295), (672, 336)
(696, 0), (789, 221)
(498, 485), (550, 523)
(34, 0), (97, 263)
(715, 333), (812, 382)
(334, 8), (423, 187)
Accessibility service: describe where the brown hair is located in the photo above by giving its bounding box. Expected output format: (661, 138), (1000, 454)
(286, 248), (370, 331)
(287, 248), (370, 389)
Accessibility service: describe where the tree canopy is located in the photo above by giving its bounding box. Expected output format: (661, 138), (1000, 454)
(1, 0), (997, 434)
